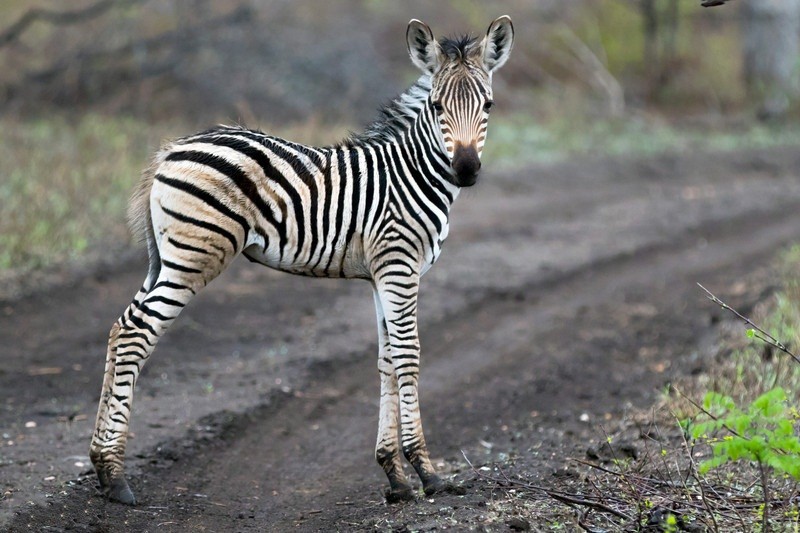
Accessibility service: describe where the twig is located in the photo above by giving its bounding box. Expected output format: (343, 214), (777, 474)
(546, 491), (632, 521)
(672, 384), (747, 440)
(20, 5), (252, 85)
(697, 283), (800, 365)
(760, 461), (771, 533)
(572, 458), (683, 490)
(577, 509), (594, 532)
(673, 410), (721, 533)
(598, 425), (643, 522)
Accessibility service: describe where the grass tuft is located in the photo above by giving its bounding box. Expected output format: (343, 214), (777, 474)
(0, 114), (161, 273)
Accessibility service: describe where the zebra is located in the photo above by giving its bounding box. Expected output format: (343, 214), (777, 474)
(90, 16), (514, 505)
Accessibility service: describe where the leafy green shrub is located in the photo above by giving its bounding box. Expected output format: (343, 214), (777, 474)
(691, 387), (800, 479)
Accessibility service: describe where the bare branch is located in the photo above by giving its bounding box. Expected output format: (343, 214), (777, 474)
(554, 24), (625, 117)
(0, 0), (148, 49)
(672, 385), (747, 440)
(697, 283), (800, 365)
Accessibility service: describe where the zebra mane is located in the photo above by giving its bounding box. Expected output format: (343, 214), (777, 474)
(342, 74), (432, 147)
(343, 34), (478, 148)
(439, 34), (479, 61)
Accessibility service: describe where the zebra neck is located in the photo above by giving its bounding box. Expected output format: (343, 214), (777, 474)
(350, 75), (432, 145)
(337, 74), (459, 209)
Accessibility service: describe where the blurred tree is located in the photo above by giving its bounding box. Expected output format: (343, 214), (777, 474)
(742, 0), (800, 119)
(0, 0), (396, 125)
(639, 0), (681, 96)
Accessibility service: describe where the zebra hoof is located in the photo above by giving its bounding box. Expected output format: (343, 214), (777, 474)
(108, 476), (137, 505)
(384, 484), (415, 503)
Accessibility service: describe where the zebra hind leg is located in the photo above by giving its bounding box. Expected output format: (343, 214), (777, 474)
(90, 238), (231, 504)
(89, 277), (162, 504)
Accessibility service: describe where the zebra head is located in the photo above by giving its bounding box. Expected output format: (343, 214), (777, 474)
(406, 16), (514, 187)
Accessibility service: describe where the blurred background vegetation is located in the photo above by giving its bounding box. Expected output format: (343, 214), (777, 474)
(2, 0), (800, 281)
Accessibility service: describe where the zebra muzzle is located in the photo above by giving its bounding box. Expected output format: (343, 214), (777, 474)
(451, 143), (481, 187)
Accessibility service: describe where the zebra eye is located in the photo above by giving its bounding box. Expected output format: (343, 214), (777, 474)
(432, 101), (444, 114)
(483, 100), (494, 113)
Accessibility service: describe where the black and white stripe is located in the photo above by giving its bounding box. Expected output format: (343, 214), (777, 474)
(91, 16), (513, 505)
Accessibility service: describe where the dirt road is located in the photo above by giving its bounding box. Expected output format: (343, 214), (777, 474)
(3, 147), (800, 531)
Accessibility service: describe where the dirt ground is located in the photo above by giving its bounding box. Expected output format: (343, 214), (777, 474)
(2, 147), (800, 532)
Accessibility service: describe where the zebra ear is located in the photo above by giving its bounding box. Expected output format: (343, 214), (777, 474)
(482, 16), (514, 73)
(407, 19), (439, 74)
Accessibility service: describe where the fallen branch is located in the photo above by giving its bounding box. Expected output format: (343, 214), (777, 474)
(546, 490), (632, 521)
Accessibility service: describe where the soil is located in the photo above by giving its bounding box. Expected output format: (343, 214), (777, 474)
(2, 147), (800, 532)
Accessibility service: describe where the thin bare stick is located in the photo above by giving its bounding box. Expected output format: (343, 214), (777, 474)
(546, 491), (632, 521)
(697, 283), (800, 365)
(598, 425), (644, 523)
(673, 411), (721, 532)
(672, 385), (748, 440)
(760, 461), (771, 533)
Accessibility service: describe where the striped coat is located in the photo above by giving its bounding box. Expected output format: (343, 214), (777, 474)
(91, 16), (513, 505)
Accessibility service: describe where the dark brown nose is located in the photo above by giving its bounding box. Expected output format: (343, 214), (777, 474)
(451, 143), (481, 187)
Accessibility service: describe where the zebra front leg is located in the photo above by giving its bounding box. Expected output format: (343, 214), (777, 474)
(372, 289), (414, 502)
(375, 278), (454, 496)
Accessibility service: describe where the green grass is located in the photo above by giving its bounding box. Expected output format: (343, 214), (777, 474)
(484, 113), (800, 167)
(0, 114), (161, 272)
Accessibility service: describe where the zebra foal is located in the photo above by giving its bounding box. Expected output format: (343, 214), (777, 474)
(90, 16), (513, 505)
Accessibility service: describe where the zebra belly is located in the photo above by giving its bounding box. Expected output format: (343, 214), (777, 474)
(241, 231), (371, 280)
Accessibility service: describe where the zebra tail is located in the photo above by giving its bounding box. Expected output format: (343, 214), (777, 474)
(127, 147), (169, 277)
(128, 144), (172, 244)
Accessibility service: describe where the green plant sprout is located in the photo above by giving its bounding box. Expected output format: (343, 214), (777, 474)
(691, 387), (800, 479)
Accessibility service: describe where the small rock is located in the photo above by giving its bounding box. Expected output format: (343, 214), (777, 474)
(551, 466), (578, 478)
(507, 517), (530, 531)
(586, 440), (639, 463)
